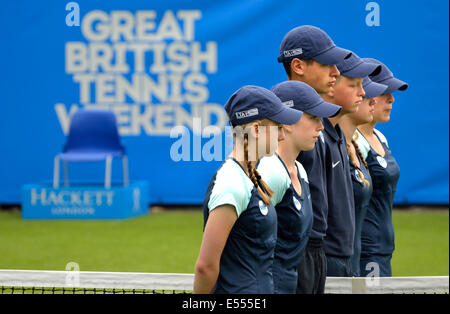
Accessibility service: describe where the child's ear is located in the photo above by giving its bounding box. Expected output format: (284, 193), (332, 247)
(291, 58), (306, 76)
(282, 124), (293, 134)
(251, 122), (260, 139)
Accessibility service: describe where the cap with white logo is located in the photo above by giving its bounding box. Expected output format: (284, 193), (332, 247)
(278, 25), (351, 65)
(224, 85), (303, 127)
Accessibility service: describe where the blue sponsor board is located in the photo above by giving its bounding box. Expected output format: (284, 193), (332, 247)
(1, 1), (448, 205)
(21, 181), (149, 220)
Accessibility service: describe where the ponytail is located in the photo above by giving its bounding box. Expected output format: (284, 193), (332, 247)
(347, 136), (370, 188)
(244, 133), (274, 205)
(352, 141), (369, 172)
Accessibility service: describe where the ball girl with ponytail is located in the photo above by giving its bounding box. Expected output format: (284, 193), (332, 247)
(257, 81), (341, 294)
(339, 76), (388, 276)
(356, 59), (408, 277)
(193, 85), (302, 294)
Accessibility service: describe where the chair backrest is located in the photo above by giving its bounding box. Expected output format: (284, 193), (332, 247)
(64, 109), (124, 153)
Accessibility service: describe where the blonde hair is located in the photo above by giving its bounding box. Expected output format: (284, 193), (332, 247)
(347, 132), (370, 188)
(233, 119), (275, 205)
(244, 133), (274, 205)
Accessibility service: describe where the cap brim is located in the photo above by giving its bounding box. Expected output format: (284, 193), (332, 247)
(382, 77), (409, 94)
(269, 106), (303, 125)
(343, 63), (381, 78)
(313, 46), (352, 65)
(363, 80), (388, 98)
(304, 99), (342, 118)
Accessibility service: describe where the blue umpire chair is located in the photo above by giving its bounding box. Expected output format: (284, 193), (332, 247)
(53, 109), (129, 188)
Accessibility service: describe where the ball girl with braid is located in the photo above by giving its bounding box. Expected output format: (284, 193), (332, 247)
(193, 85), (302, 294)
(257, 81), (341, 293)
(339, 76), (388, 276)
(356, 59), (408, 277)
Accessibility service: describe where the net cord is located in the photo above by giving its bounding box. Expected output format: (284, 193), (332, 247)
(0, 270), (448, 294)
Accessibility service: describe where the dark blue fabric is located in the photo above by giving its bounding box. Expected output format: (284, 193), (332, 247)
(362, 77), (388, 98)
(224, 85), (302, 127)
(364, 58), (408, 94)
(361, 133), (400, 257)
(296, 238), (327, 294)
(296, 136), (328, 240)
(336, 51), (381, 78)
(349, 154), (373, 277)
(272, 155), (313, 294)
(322, 119), (355, 257)
(203, 160), (278, 294)
(326, 255), (352, 277)
(271, 81), (341, 118)
(360, 254), (393, 277)
(278, 25), (350, 65)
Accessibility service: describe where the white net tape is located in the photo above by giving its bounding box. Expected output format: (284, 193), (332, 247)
(0, 269), (448, 294)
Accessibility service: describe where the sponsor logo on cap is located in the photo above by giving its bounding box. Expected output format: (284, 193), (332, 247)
(282, 100), (294, 107)
(236, 108), (259, 119)
(283, 48), (303, 57)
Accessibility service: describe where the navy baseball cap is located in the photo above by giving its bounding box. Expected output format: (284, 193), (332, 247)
(363, 77), (388, 98)
(363, 58), (408, 94)
(271, 81), (341, 118)
(337, 51), (381, 78)
(277, 25), (352, 65)
(225, 85), (303, 127)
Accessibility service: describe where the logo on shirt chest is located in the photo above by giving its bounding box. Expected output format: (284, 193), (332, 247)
(293, 196), (302, 211)
(332, 160), (341, 168)
(258, 200), (268, 216)
(376, 156), (387, 168)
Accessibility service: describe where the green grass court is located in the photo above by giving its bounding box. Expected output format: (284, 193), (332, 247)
(0, 208), (448, 276)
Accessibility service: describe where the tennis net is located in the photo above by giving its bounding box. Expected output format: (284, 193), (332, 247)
(0, 269), (448, 294)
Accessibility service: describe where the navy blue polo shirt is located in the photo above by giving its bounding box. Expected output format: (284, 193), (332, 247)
(203, 158), (277, 294)
(258, 154), (313, 294)
(322, 118), (355, 258)
(296, 131), (328, 240)
(356, 129), (400, 256)
(349, 152), (373, 276)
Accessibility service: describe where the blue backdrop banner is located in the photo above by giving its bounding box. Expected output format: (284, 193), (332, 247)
(0, 0), (448, 205)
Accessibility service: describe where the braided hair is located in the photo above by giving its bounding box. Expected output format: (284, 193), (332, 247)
(243, 133), (274, 205)
(347, 132), (370, 188)
(352, 132), (369, 171)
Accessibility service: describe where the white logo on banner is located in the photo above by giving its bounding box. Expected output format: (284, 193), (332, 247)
(58, 10), (226, 136)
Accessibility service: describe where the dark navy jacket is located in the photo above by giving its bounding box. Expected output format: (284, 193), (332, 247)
(296, 132), (328, 240)
(322, 118), (355, 258)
